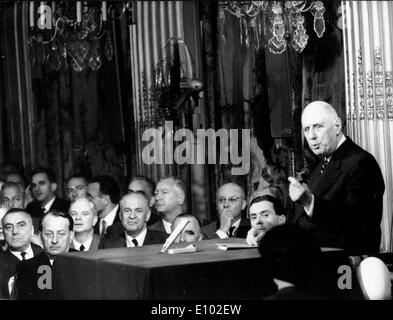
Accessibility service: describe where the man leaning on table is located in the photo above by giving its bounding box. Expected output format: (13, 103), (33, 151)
(100, 192), (167, 249)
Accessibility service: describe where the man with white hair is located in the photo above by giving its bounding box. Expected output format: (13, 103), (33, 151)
(149, 176), (186, 234)
(69, 198), (100, 251)
(288, 101), (384, 255)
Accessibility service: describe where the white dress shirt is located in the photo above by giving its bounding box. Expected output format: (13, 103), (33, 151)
(43, 196), (56, 213)
(162, 219), (172, 234)
(101, 204), (119, 234)
(10, 245), (34, 261)
(216, 218), (241, 239)
(72, 236), (94, 251)
(126, 226), (147, 247)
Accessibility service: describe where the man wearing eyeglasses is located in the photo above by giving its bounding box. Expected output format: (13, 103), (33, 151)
(100, 192), (167, 249)
(202, 183), (250, 239)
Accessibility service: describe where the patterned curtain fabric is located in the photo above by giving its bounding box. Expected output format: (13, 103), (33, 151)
(343, 1), (393, 252)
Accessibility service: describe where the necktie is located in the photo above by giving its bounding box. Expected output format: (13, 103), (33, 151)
(100, 219), (107, 237)
(20, 252), (27, 260)
(132, 239), (138, 247)
(228, 226), (236, 237)
(320, 157), (329, 174)
(80, 245), (85, 251)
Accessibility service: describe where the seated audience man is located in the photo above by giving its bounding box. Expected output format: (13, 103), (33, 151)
(25, 168), (69, 231)
(87, 175), (120, 237)
(149, 176), (186, 234)
(246, 192), (287, 246)
(15, 210), (75, 300)
(202, 182), (250, 239)
(171, 213), (203, 243)
(105, 175), (159, 238)
(66, 175), (89, 203)
(288, 101), (385, 255)
(1, 182), (25, 210)
(69, 198), (100, 251)
(259, 224), (333, 300)
(0, 209), (43, 299)
(100, 192), (167, 248)
(5, 172), (33, 206)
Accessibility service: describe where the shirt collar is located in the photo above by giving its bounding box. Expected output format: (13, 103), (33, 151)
(72, 235), (94, 251)
(43, 196), (56, 213)
(125, 226), (147, 247)
(103, 204), (119, 225)
(162, 219), (172, 234)
(327, 135), (347, 161)
(232, 218), (241, 229)
(10, 245), (34, 261)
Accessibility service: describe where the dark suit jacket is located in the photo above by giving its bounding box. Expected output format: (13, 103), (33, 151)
(0, 244), (43, 299)
(70, 234), (101, 252)
(15, 249), (77, 300)
(94, 206), (121, 235)
(99, 229), (168, 249)
(147, 219), (168, 234)
(202, 217), (250, 239)
(26, 197), (70, 232)
(292, 138), (385, 255)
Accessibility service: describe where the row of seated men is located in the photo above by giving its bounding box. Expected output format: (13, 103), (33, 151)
(0, 166), (291, 299)
(0, 101), (390, 300)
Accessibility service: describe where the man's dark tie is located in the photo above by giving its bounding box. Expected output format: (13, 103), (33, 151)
(228, 226), (236, 237)
(80, 245), (85, 251)
(132, 239), (138, 247)
(320, 157), (329, 174)
(20, 252), (27, 260)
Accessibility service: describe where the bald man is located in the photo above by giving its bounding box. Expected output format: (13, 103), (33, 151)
(288, 101), (384, 255)
(202, 183), (250, 239)
(100, 193), (167, 249)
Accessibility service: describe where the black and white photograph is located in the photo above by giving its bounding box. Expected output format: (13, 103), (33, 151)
(0, 0), (392, 308)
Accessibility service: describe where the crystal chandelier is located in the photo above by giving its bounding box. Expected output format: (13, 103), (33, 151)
(219, 1), (326, 54)
(27, 1), (132, 72)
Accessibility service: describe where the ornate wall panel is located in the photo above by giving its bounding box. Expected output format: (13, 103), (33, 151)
(343, 1), (393, 252)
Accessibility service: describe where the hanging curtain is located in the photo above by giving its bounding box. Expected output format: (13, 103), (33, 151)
(343, 1), (393, 252)
(129, 1), (184, 179)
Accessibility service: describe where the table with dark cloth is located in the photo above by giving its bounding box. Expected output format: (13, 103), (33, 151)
(53, 239), (346, 300)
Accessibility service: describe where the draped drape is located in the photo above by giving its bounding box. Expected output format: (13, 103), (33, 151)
(343, 1), (393, 252)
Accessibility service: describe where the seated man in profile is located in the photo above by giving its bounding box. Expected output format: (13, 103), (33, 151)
(15, 210), (75, 300)
(202, 183), (250, 239)
(246, 192), (287, 246)
(171, 213), (203, 243)
(100, 192), (167, 249)
(69, 198), (100, 251)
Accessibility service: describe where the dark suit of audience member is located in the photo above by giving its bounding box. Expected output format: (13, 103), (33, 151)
(100, 229), (167, 249)
(259, 224), (336, 300)
(26, 197), (69, 219)
(289, 102), (385, 256)
(93, 206), (120, 235)
(202, 183), (250, 240)
(148, 219), (167, 234)
(0, 244), (43, 299)
(202, 217), (250, 239)
(70, 234), (101, 252)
